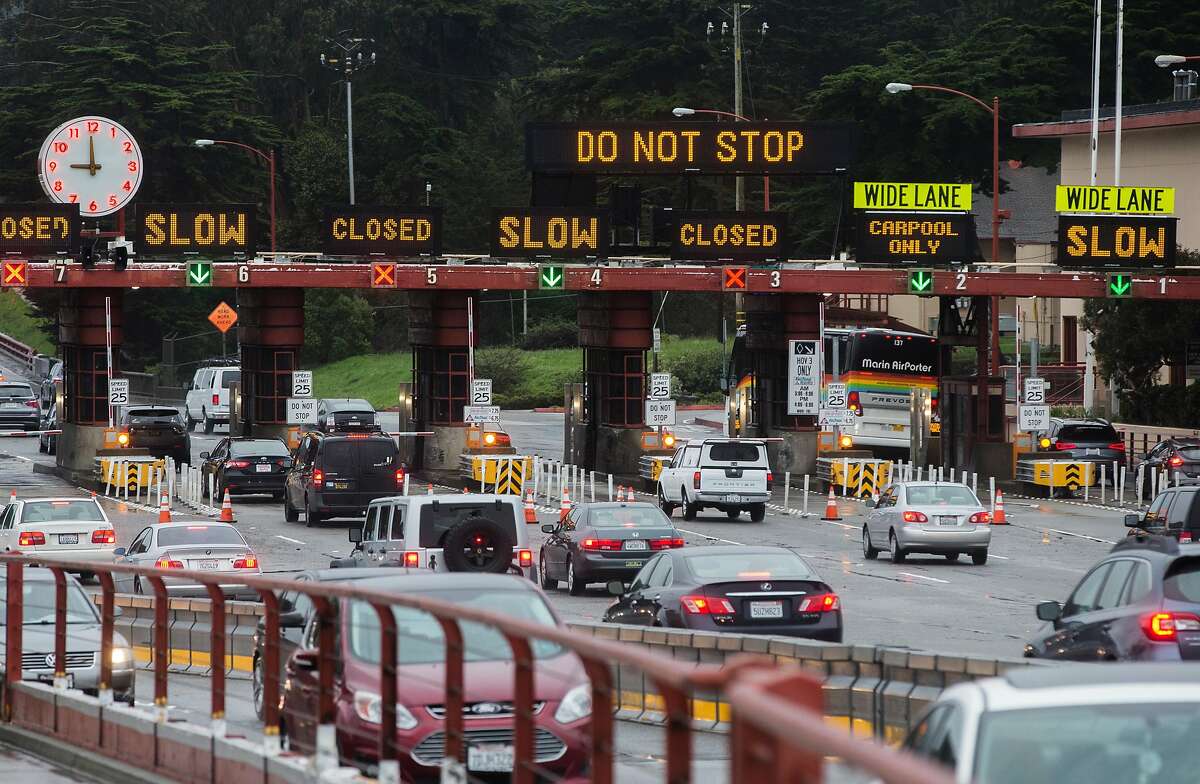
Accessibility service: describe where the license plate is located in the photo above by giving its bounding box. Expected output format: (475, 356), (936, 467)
(623, 539), (648, 551)
(57, 533), (79, 545)
(467, 744), (513, 772)
(749, 601), (783, 619)
(938, 516), (958, 526)
(624, 560), (645, 568)
(723, 494), (742, 503)
(332, 481), (349, 490)
(1086, 449), (1099, 455)
(196, 559), (220, 570)
(255, 463), (271, 473)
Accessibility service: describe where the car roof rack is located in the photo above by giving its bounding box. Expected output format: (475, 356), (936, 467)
(1110, 533), (1181, 556)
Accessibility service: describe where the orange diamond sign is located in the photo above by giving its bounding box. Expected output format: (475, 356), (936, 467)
(208, 302), (238, 334)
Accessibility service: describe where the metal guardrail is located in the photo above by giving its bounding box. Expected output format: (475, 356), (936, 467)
(0, 554), (957, 784)
(0, 330), (35, 370)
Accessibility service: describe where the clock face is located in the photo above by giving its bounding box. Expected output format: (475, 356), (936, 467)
(37, 116), (144, 218)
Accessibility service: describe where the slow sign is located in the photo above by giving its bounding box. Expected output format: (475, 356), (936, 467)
(135, 204), (256, 256)
(526, 122), (853, 175)
(671, 212), (787, 261)
(0, 204), (79, 255)
(856, 212), (977, 265)
(323, 207), (441, 256)
(491, 209), (609, 258)
(1056, 215), (1177, 269)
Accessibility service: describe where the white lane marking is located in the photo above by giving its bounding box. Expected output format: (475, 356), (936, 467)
(3, 454), (32, 463)
(275, 535), (305, 545)
(674, 527), (746, 546)
(823, 520), (857, 530)
(989, 554), (1010, 560)
(896, 571), (950, 584)
(1044, 527), (1116, 545)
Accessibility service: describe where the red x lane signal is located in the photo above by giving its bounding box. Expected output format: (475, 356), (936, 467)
(372, 262), (396, 288)
(723, 267), (747, 290)
(2, 261), (27, 287)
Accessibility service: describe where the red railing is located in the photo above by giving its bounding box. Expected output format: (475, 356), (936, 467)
(0, 330), (35, 370)
(0, 554), (957, 784)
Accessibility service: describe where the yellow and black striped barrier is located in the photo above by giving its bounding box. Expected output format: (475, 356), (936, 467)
(459, 454), (533, 495)
(816, 457), (893, 498)
(1015, 458), (1096, 492)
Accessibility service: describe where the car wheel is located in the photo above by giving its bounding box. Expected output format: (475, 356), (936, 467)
(539, 550), (558, 590)
(252, 655), (265, 721)
(283, 494), (299, 522)
(726, 509), (740, 520)
(567, 558), (585, 596)
(203, 411), (214, 434)
(682, 488), (698, 521)
(749, 503), (766, 522)
(889, 531), (906, 564)
(658, 487), (676, 516)
(945, 552), (961, 562)
(186, 412), (196, 432)
(305, 495), (321, 528)
(47, 436), (56, 455)
(862, 526), (878, 560)
(972, 550), (988, 566)
(133, 577), (143, 595)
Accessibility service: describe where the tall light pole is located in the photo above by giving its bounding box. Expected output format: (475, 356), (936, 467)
(672, 107), (771, 209)
(885, 82), (1005, 376)
(707, 5), (766, 211)
(194, 139), (276, 253)
(320, 34), (375, 206)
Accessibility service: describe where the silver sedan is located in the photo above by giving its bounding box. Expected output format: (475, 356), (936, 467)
(115, 520), (262, 599)
(862, 481), (992, 565)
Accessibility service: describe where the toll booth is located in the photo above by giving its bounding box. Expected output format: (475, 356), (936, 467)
(939, 376), (1009, 477)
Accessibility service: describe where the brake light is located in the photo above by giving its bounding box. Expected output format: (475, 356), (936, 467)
(1141, 611), (1200, 641)
(797, 593), (840, 613)
(1169, 455), (1184, 468)
(1180, 531), (1193, 543)
(902, 511), (928, 523)
(212, 393), (219, 405)
(581, 538), (622, 551)
(403, 551), (420, 567)
(91, 529), (116, 544)
(517, 549), (533, 568)
(154, 558), (183, 569)
(681, 595), (736, 615)
(25, 400), (38, 409)
(395, 467), (405, 488)
(226, 460), (250, 469)
(650, 537), (685, 550)
(693, 471), (701, 490)
(1108, 442), (1126, 452)
(969, 512), (991, 524)
(848, 391), (862, 416)
(766, 471), (773, 489)
(18, 531), (45, 547)
(233, 556), (259, 569)
(1054, 442), (1077, 451)
(313, 469), (324, 489)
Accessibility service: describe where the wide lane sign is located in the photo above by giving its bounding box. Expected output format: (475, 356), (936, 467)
(491, 209), (609, 258)
(856, 212), (976, 265)
(1056, 215), (1177, 268)
(671, 211), (787, 261)
(853, 182), (972, 211)
(1055, 185), (1174, 215)
(323, 207), (441, 256)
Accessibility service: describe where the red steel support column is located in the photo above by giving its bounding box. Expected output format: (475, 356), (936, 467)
(49, 567), (68, 695)
(58, 289), (123, 425)
(436, 617), (466, 765)
(149, 576), (169, 725)
(581, 658), (615, 784)
(312, 595), (338, 772)
(3, 561), (22, 720)
(257, 588), (282, 752)
(238, 289), (304, 431)
(203, 584), (227, 736)
(504, 633), (536, 784)
(97, 572), (115, 705)
(410, 291), (475, 427)
(780, 294), (821, 431)
(372, 603), (399, 783)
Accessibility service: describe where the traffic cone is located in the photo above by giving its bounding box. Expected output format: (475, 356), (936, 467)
(157, 492), (171, 524)
(618, 486), (626, 502)
(8, 489), (14, 502)
(992, 490), (1008, 525)
(427, 483), (434, 495)
(822, 487), (841, 521)
(560, 486), (571, 521)
(1042, 529), (1050, 545)
(219, 488), (235, 522)
(524, 489), (537, 524)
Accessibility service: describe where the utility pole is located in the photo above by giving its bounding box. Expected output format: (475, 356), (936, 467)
(732, 3), (745, 211)
(320, 33), (376, 205)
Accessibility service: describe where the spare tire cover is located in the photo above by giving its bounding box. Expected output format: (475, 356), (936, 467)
(442, 516), (515, 573)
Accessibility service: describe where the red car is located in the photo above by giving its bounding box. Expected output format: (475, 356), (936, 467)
(279, 572), (591, 780)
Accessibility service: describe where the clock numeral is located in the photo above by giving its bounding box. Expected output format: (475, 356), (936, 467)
(122, 141), (132, 154)
(108, 195), (118, 207)
(122, 180), (132, 192)
(127, 161), (138, 172)
(68, 127), (79, 139)
(52, 180), (62, 192)
(47, 161), (57, 172)
(67, 194), (77, 203)
(52, 142), (68, 154)
(88, 200), (97, 212)
(109, 126), (116, 138)
(86, 121), (99, 133)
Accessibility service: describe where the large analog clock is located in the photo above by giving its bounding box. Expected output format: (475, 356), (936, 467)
(37, 116), (144, 218)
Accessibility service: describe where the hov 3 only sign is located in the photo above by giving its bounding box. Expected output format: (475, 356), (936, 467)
(786, 340), (820, 416)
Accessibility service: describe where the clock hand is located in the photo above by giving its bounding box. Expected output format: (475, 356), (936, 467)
(67, 136), (102, 175)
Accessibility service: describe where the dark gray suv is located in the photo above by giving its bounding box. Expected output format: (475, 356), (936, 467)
(1041, 417), (1127, 472)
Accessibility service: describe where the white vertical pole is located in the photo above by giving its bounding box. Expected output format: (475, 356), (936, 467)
(989, 476), (996, 508)
(1100, 464), (1107, 504)
(403, 473), (410, 496)
(972, 472), (979, 498)
(949, 467), (955, 483)
(1089, 0), (1102, 186)
(841, 457), (849, 497)
(209, 471), (216, 505)
(803, 474), (810, 516)
(590, 471), (596, 502)
(1119, 466), (1126, 504)
(783, 471), (791, 512)
(607, 473), (614, 501)
(1084, 473), (1090, 502)
(1114, 0), (1125, 185)
(480, 458), (487, 493)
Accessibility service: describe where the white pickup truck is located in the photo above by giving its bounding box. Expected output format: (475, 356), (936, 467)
(657, 439), (772, 522)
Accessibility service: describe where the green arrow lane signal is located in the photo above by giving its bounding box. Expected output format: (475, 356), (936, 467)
(1107, 273), (1133, 298)
(186, 261), (213, 287)
(907, 268), (934, 296)
(539, 264), (564, 290)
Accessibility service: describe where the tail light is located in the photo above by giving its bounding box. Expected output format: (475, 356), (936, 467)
(681, 595), (736, 615)
(930, 396), (939, 417)
(969, 512), (991, 524)
(1108, 442), (1126, 452)
(517, 549), (533, 568)
(212, 393), (220, 405)
(902, 511), (928, 523)
(91, 529), (117, 544)
(1053, 442), (1077, 451)
(233, 555), (259, 569)
(766, 471), (773, 489)
(847, 391), (863, 416)
(797, 593), (840, 613)
(403, 551), (420, 567)
(395, 467), (405, 488)
(226, 460), (250, 469)
(1141, 611), (1200, 641)
(25, 400), (38, 409)
(693, 471), (701, 489)
(1180, 530), (1194, 544)
(313, 469), (324, 489)
(155, 557), (183, 569)
(581, 538), (622, 551)
(18, 531), (45, 547)
(1169, 455), (1184, 468)
(650, 537), (686, 550)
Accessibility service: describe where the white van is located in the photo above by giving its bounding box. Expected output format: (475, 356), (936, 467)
(185, 365), (240, 433)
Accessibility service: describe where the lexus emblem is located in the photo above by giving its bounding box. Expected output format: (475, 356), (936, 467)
(44, 653), (55, 668)
(631, 532), (639, 537)
(760, 582), (772, 591)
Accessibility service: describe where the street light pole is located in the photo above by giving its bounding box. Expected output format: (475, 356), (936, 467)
(732, 3), (744, 211)
(320, 34), (376, 206)
(194, 139), (276, 253)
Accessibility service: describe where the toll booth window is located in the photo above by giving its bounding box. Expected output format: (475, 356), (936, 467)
(585, 348), (644, 427)
(415, 348), (469, 425)
(63, 346), (111, 425)
(244, 347), (294, 424)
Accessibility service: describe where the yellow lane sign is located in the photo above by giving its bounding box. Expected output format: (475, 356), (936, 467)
(1056, 185), (1174, 215)
(853, 182), (972, 211)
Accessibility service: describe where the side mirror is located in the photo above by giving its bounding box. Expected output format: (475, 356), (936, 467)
(113, 547), (126, 557)
(606, 580), (625, 596)
(289, 649), (319, 671)
(199, 451), (210, 460)
(1124, 513), (1143, 528)
(279, 610), (306, 629)
(348, 527), (363, 544)
(863, 498), (876, 509)
(541, 524), (557, 534)
(1035, 600), (1062, 622)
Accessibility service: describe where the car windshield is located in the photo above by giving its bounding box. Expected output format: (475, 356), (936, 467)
(348, 588), (562, 665)
(21, 500), (105, 523)
(589, 506), (672, 528)
(974, 702), (1200, 784)
(684, 552), (814, 580)
(230, 440), (289, 457)
(156, 526), (246, 547)
(905, 485), (979, 506)
(0, 384), (34, 399)
(126, 408), (181, 424)
(1057, 424), (1119, 443)
(707, 443), (762, 462)
(1164, 558), (1200, 602)
(0, 580), (98, 625)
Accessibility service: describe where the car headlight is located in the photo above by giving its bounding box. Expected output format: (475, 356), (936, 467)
(554, 683), (592, 725)
(353, 690), (417, 730)
(110, 647), (134, 666)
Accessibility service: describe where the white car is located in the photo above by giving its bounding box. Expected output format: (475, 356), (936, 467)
(863, 481), (992, 565)
(0, 497), (116, 572)
(185, 365), (240, 434)
(657, 439), (772, 522)
(901, 663), (1200, 783)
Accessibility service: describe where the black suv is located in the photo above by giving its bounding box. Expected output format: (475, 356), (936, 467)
(1127, 485), (1200, 543)
(1025, 535), (1200, 661)
(283, 430), (403, 526)
(1040, 417), (1126, 471)
(309, 398), (377, 433)
(119, 405), (190, 465)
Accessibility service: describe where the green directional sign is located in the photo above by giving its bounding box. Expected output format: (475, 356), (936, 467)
(539, 264), (564, 290)
(186, 260), (213, 288)
(907, 268), (934, 296)
(1106, 272), (1133, 298)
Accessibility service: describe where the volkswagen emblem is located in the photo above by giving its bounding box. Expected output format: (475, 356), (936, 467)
(44, 653), (55, 668)
(760, 582), (772, 591)
(471, 702), (503, 715)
